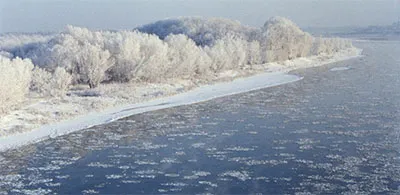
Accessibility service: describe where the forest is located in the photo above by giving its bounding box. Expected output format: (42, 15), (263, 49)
(0, 17), (353, 114)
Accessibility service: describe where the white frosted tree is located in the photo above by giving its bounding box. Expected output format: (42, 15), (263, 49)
(30, 67), (52, 95)
(223, 35), (248, 69)
(108, 31), (169, 83)
(132, 34), (169, 82)
(52, 67), (73, 94)
(76, 42), (112, 88)
(0, 56), (34, 114)
(65, 25), (105, 47)
(137, 17), (259, 46)
(50, 35), (81, 78)
(28, 26), (113, 88)
(261, 17), (313, 62)
(205, 35), (248, 72)
(205, 40), (230, 72)
(311, 37), (352, 56)
(247, 40), (262, 65)
(30, 67), (72, 97)
(193, 50), (213, 77)
(164, 34), (202, 79)
(107, 31), (150, 82)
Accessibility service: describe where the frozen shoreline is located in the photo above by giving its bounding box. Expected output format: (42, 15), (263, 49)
(0, 48), (362, 152)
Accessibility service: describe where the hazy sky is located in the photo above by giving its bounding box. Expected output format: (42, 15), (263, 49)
(1, 0), (399, 33)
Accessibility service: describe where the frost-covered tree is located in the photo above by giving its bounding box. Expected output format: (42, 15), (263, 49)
(30, 67), (72, 97)
(193, 50), (213, 77)
(164, 34), (203, 79)
(311, 37), (353, 55)
(224, 35), (248, 69)
(106, 31), (170, 83)
(48, 34), (81, 76)
(311, 37), (327, 55)
(20, 26), (112, 88)
(76, 42), (112, 88)
(65, 25), (105, 47)
(204, 40), (230, 72)
(30, 67), (52, 95)
(205, 35), (248, 72)
(52, 67), (73, 94)
(137, 17), (260, 46)
(247, 40), (262, 65)
(261, 17), (313, 62)
(0, 56), (34, 114)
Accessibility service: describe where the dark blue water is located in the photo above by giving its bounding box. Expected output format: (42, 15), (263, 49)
(1, 41), (400, 194)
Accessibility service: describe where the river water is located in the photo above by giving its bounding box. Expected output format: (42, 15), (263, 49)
(1, 41), (400, 194)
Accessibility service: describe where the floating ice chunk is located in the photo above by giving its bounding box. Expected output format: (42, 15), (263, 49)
(183, 171), (211, 180)
(138, 142), (167, 150)
(82, 189), (99, 194)
(87, 162), (114, 168)
(105, 175), (124, 179)
(51, 160), (74, 166)
(192, 143), (206, 148)
(220, 171), (251, 181)
(193, 171), (211, 177)
(118, 166), (130, 170)
(161, 182), (187, 187)
(134, 160), (158, 165)
(198, 181), (218, 188)
(184, 175), (199, 180)
(45, 182), (61, 187)
(55, 175), (70, 179)
(247, 131), (258, 134)
(175, 151), (186, 156)
(121, 180), (141, 184)
(135, 170), (162, 175)
(226, 146), (256, 151)
(158, 189), (168, 193)
(160, 157), (180, 164)
(38, 165), (61, 171)
(245, 159), (288, 166)
(28, 178), (53, 186)
(330, 67), (351, 71)
(164, 173), (180, 177)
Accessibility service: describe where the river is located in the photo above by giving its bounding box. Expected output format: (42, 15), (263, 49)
(1, 41), (400, 194)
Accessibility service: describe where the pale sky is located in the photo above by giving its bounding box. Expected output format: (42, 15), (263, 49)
(1, 0), (399, 33)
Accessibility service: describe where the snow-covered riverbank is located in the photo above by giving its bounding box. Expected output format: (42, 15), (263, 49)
(0, 47), (362, 152)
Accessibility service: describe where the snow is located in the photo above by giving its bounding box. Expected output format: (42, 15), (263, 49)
(0, 47), (362, 152)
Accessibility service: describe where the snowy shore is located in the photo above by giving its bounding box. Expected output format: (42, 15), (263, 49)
(0, 47), (362, 152)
